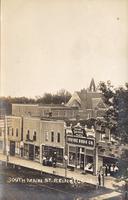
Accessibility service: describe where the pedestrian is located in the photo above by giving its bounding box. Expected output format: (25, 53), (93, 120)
(124, 182), (128, 200)
(97, 171), (101, 187)
(105, 164), (108, 176)
(110, 164), (114, 176)
(114, 165), (119, 177)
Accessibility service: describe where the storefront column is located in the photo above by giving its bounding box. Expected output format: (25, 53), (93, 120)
(84, 148), (87, 170)
(93, 145), (98, 175)
(98, 156), (103, 170)
(40, 145), (42, 164)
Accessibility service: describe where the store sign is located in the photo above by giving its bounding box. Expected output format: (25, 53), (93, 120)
(67, 136), (95, 147)
(73, 127), (83, 135)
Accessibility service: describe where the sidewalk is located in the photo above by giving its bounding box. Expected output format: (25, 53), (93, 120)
(0, 154), (124, 191)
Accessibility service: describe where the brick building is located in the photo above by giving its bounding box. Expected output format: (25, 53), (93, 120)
(12, 104), (79, 120)
(66, 78), (107, 119)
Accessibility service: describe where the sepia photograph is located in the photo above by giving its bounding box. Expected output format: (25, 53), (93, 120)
(0, 0), (128, 199)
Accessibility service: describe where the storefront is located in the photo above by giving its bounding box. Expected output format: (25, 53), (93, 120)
(42, 145), (64, 164)
(23, 143), (40, 161)
(67, 135), (95, 170)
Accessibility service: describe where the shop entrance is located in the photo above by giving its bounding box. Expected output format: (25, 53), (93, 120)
(29, 144), (34, 160)
(10, 141), (15, 156)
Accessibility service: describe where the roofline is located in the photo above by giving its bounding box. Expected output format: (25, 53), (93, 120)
(12, 104), (38, 106)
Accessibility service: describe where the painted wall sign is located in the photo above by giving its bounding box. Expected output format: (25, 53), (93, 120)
(67, 136), (95, 147)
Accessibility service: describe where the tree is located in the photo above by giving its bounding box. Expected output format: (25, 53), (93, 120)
(0, 89), (71, 108)
(99, 81), (128, 143)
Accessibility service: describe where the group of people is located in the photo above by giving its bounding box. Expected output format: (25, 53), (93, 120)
(104, 163), (119, 177)
(42, 156), (57, 167)
(97, 163), (119, 188)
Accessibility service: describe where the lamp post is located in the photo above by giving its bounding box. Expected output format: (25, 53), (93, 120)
(5, 116), (9, 166)
(64, 155), (68, 178)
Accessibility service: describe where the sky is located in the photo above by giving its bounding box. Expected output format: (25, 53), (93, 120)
(1, 0), (128, 97)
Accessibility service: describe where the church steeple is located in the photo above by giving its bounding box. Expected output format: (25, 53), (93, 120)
(89, 78), (96, 92)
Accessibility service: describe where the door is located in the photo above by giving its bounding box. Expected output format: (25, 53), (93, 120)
(29, 144), (34, 160)
(10, 141), (15, 156)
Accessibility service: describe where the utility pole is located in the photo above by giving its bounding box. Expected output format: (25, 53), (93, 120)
(5, 116), (9, 166)
(64, 155), (68, 178)
(64, 125), (68, 177)
(93, 141), (99, 175)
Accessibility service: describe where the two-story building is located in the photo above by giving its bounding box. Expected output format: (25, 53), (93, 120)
(7, 116), (22, 157)
(12, 104), (79, 120)
(40, 119), (65, 165)
(22, 117), (66, 165)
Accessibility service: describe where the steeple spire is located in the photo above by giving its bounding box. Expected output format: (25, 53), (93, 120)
(89, 78), (96, 92)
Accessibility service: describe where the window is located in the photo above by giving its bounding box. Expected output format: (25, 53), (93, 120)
(26, 130), (30, 140)
(45, 132), (48, 141)
(57, 132), (60, 143)
(33, 131), (36, 141)
(16, 128), (18, 137)
(12, 128), (14, 136)
(51, 131), (54, 142)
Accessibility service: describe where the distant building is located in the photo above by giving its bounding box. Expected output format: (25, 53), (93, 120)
(66, 78), (107, 119)
(12, 104), (79, 120)
(12, 104), (39, 117)
(0, 100), (12, 119)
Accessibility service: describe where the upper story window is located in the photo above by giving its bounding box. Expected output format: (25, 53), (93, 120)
(33, 131), (36, 141)
(12, 128), (14, 136)
(51, 131), (54, 142)
(45, 132), (48, 142)
(26, 130), (30, 140)
(57, 132), (60, 143)
(16, 128), (18, 137)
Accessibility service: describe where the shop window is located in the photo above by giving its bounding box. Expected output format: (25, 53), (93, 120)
(35, 146), (40, 160)
(57, 132), (60, 143)
(16, 128), (18, 137)
(51, 131), (54, 142)
(45, 132), (48, 141)
(24, 144), (29, 157)
(33, 131), (36, 141)
(26, 130), (30, 140)
(69, 152), (76, 165)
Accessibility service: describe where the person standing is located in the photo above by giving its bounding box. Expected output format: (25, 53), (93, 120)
(110, 164), (114, 176)
(97, 171), (101, 187)
(105, 164), (108, 176)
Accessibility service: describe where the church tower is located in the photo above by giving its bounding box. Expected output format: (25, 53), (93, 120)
(89, 78), (96, 92)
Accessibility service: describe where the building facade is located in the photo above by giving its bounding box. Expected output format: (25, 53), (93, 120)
(22, 117), (66, 165)
(7, 116), (22, 157)
(12, 104), (79, 120)
(66, 78), (107, 119)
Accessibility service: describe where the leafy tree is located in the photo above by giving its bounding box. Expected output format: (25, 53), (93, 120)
(0, 89), (72, 116)
(99, 81), (128, 143)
